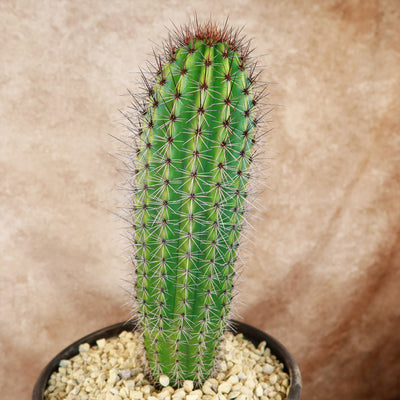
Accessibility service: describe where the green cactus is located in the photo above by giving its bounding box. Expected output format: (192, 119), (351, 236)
(129, 20), (264, 387)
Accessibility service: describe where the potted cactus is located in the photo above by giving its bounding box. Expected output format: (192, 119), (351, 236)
(33, 19), (301, 400)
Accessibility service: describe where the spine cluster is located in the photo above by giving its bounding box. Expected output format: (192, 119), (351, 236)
(127, 20), (265, 387)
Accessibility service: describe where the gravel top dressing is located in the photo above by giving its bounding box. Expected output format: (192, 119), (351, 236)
(44, 330), (290, 400)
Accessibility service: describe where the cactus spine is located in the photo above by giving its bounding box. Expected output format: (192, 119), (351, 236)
(129, 20), (263, 387)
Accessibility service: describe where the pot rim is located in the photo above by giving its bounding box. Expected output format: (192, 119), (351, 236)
(32, 319), (301, 400)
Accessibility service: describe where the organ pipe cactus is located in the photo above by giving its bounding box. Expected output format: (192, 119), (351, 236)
(127, 19), (266, 387)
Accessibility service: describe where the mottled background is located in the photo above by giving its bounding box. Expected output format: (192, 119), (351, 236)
(1, 1), (399, 399)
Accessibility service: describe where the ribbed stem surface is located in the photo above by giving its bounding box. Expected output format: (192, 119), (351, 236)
(134, 38), (255, 386)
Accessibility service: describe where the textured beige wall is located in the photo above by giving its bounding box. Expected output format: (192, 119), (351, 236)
(1, 1), (400, 399)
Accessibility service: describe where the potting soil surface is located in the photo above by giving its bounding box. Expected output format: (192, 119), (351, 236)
(44, 330), (290, 400)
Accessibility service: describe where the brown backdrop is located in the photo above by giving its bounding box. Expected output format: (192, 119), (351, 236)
(1, 1), (399, 399)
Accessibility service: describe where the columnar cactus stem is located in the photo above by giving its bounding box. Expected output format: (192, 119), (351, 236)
(128, 19), (265, 387)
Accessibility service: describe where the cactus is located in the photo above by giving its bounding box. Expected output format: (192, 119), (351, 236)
(127, 19), (265, 387)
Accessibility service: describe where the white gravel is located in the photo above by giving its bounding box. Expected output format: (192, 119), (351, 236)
(44, 330), (290, 400)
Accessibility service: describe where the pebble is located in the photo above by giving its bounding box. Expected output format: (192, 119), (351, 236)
(218, 382), (232, 394)
(158, 390), (171, 400)
(59, 359), (71, 368)
(109, 369), (120, 385)
(172, 389), (185, 399)
(230, 365), (241, 375)
(72, 386), (81, 395)
(269, 374), (278, 385)
(119, 369), (132, 380)
(237, 372), (247, 380)
(239, 386), (252, 396)
(79, 343), (90, 353)
(228, 391), (240, 399)
(202, 381), (215, 395)
(245, 378), (255, 389)
(43, 331), (290, 400)
(183, 380), (194, 393)
(232, 383), (242, 392)
(219, 360), (228, 371)
(142, 385), (152, 394)
(131, 391), (143, 399)
(255, 384), (263, 397)
(258, 341), (267, 354)
(262, 364), (274, 375)
(159, 375), (170, 387)
(227, 375), (239, 384)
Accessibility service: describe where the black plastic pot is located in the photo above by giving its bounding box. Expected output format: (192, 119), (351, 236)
(33, 320), (302, 399)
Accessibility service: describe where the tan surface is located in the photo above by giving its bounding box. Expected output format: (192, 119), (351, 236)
(1, 1), (400, 399)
